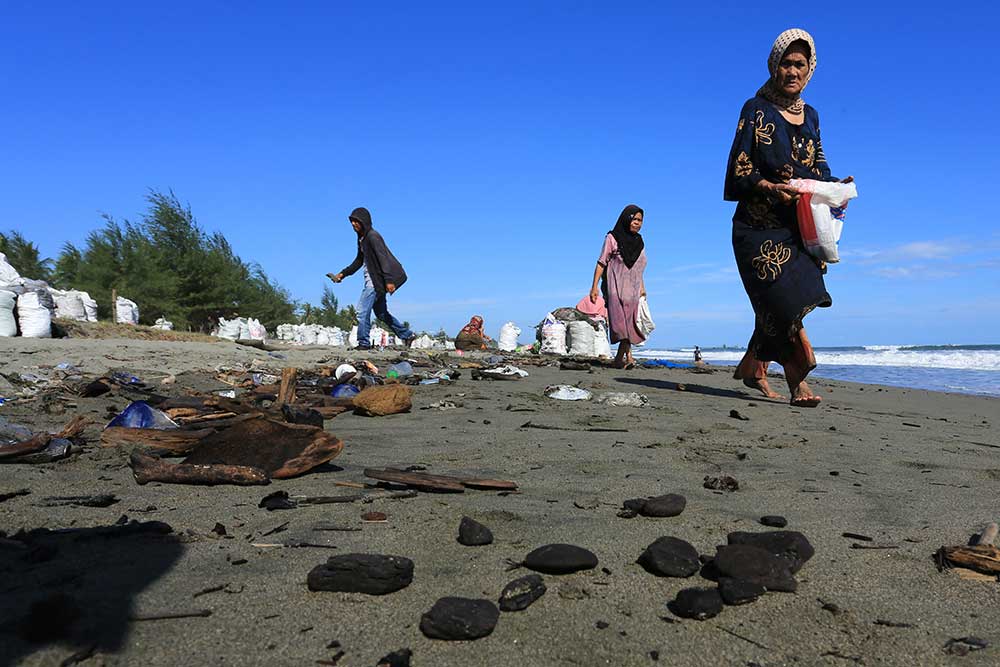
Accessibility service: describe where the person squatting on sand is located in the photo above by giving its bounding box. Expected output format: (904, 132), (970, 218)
(590, 204), (647, 369)
(327, 207), (415, 350)
(455, 315), (492, 351)
(724, 28), (854, 407)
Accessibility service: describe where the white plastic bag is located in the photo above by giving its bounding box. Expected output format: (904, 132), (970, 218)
(498, 322), (521, 352)
(636, 296), (655, 339)
(247, 318), (266, 341)
(17, 291), (52, 338)
(152, 317), (174, 331)
(0, 290), (17, 337)
(0, 252), (23, 288)
(544, 385), (592, 401)
(115, 297), (139, 325)
(567, 321), (596, 356)
(790, 178), (858, 263)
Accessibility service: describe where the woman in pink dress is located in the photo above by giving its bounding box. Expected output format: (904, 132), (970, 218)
(589, 205), (647, 368)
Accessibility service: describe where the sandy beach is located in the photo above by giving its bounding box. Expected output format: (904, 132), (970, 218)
(1, 336), (998, 666)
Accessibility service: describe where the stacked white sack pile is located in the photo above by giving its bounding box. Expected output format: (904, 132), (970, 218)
(0, 251), (103, 338)
(214, 317), (267, 341)
(275, 324), (348, 346)
(536, 308), (612, 358)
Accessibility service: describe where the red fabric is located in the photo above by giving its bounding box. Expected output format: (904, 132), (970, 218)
(796, 192), (818, 246)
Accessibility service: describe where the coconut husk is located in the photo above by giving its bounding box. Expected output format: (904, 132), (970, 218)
(352, 385), (412, 417)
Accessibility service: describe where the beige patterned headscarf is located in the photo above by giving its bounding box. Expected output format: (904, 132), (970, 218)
(756, 28), (816, 114)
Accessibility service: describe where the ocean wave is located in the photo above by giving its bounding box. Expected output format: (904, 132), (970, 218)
(637, 347), (1000, 371)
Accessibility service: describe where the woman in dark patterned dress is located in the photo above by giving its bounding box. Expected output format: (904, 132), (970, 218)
(724, 28), (853, 407)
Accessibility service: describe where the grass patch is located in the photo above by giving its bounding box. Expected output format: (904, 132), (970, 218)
(54, 319), (221, 343)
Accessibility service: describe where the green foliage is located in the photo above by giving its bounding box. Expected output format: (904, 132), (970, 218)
(48, 190), (296, 330)
(0, 230), (53, 281)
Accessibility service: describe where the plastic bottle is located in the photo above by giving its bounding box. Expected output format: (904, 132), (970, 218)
(386, 361), (413, 379)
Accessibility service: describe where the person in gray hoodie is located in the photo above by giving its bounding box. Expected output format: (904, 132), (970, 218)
(328, 207), (415, 349)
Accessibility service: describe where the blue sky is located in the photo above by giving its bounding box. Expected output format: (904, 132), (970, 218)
(3, 2), (998, 347)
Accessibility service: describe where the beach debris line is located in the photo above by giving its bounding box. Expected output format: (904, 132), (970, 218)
(419, 597), (500, 640)
(307, 554), (414, 595)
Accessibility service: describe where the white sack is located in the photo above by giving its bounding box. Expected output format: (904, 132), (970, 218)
(594, 321), (612, 358)
(115, 297), (139, 325)
(152, 317), (174, 331)
(49, 289), (88, 321)
(0, 252), (23, 288)
(17, 291), (52, 338)
(567, 321), (597, 356)
(247, 318), (266, 341)
(215, 317), (243, 340)
(539, 314), (567, 355)
(80, 293), (99, 322)
(498, 322), (521, 352)
(0, 290), (17, 337)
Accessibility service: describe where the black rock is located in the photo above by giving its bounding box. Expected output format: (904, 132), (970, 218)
(713, 545), (797, 592)
(760, 515), (788, 528)
(498, 574), (546, 611)
(376, 648), (412, 667)
(703, 475), (739, 492)
(719, 577), (766, 605)
(637, 537), (700, 578)
(624, 494), (686, 518)
(307, 554), (414, 595)
(281, 403), (324, 428)
(457, 516), (494, 546)
(667, 587), (723, 620)
(727, 530), (815, 573)
(523, 544), (598, 574)
(259, 490), (297, 511)
(420, 597), (499, 640)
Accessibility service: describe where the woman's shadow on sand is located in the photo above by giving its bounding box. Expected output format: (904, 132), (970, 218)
(613, 377), (753, 401)
(0, 521), (184, 667)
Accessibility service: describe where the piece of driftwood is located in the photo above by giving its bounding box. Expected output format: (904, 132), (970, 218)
(130, 451), (268, 486)
(0, 435), (50, 461)
(313, 406), (352, 419)
(234, 339), (286, 352)
(365, 467), (518, 492)
(101, 427), (214, 454)
(939, 544), (1000, 575)
(55, 415), (90, 439)
(130, 609), (212, 621)
(352, 385), (412, 416)
(181, 417), (343, 479)
(277, 368), (298, 405)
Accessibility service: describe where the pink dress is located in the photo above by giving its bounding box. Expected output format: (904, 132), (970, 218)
(598, 233), (647, 345)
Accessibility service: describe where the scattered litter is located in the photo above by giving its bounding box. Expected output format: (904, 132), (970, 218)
(331, 383), (360, 399)
(475, 365), (529, 381)
(106, 401), (178, 430)
(334, 364), (357, 381)
(544, 385), (592, 401)
(595, 392), (647, 407)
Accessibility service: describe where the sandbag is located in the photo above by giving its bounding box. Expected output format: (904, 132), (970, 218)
(216, 317), (243, 340)
(498, 322), (521, 352)
(80, 292), (99, 322)
(539, 314), (567, 355)
(49, 288), (88, 321)
(594, 321), (612, 358)
(0, 290), (16, 337)
(17, 291), (52, 338)
(790, 178), (858, 263)
(0, 252), (23, 288)
(567, 320), (596, 356)
(115, 297), (139, 325)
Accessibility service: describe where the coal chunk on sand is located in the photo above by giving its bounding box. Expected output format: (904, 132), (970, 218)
(760, 515), (788, 528)
(727, 530), (814, 573)
(719, 577), (766, 605)
(713, 544), (797, 592)
(376, 648), (412, 667)
(667, 587), (723, 620)
(623, 494), (686, 518)
(498, 574), (547, 611)
(523, 544), (598, 574)
(420, 597), (499, 640)
(307, 554), (414, 595)
(457, 516), (494, 546)
(637, 537), (700, 578)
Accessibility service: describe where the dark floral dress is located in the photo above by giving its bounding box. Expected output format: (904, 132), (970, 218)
(724, 95), (838, 363)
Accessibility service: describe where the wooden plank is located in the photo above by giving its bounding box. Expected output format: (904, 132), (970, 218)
(130, 451), (268, 486)
(101, 427), (213, 454)
(364, 468), (465, 493)
(277, 368), (297, 405)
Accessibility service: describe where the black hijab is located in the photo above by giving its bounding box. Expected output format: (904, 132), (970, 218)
(609, 204), (644, 269)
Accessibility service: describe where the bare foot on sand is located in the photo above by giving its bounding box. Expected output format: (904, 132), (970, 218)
(742, 377), (784, 400)
(789, 382), (822, 407)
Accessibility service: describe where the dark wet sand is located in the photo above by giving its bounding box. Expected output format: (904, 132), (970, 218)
(1, 337), (998, 666)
